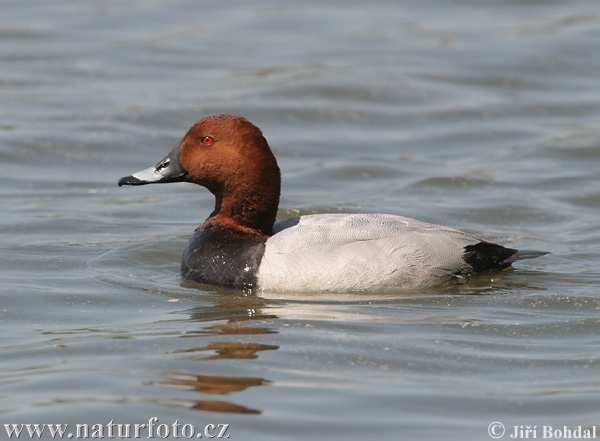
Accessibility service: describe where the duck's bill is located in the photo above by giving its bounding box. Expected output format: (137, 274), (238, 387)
(118, 146), (188, 187)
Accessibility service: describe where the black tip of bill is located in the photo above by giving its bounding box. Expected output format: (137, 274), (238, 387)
(118, 175), (145, 187)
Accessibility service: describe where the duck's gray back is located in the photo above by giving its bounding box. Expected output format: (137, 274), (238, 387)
(257, 213), (482, 293)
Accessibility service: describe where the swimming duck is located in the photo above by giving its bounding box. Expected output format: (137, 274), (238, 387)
(118, 114), (546, 293)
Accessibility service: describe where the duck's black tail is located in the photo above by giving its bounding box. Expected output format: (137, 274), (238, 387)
(464, 242), (548, 273)
(503, 249), (549, 264)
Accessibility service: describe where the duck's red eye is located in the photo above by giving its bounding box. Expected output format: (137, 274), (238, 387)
(200, 136), (214, 146)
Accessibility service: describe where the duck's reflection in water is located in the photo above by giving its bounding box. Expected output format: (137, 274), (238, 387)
(190, 400), (261, 414)
(173, 342), (278, 360)
(163, 286), (486, 415)
(161, 292), (278, 415)
(162, 373), (269, 414)
(164, 373), (268, 395)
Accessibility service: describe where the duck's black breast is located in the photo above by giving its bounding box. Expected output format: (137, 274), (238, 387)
(181, 224), (267, 292)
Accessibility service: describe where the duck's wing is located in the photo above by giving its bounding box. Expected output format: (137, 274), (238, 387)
(258, 213), (485, 293)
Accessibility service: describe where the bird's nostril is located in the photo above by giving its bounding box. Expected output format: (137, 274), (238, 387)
(156, 159), (170, 171)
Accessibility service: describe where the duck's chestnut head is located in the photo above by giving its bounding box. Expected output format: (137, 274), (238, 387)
(119, 114), (281, 235)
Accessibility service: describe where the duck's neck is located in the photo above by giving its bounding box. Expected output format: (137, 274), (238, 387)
(205, 170), (280, 237)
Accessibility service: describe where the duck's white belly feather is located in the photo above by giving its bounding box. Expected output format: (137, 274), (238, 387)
(256, 213), (483, 293)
